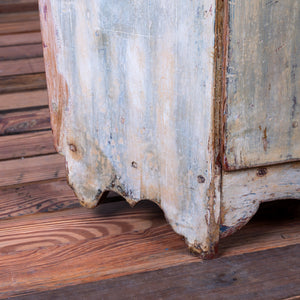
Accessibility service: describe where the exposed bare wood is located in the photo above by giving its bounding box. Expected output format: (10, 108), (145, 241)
(0, 73), (46, 94)
(0, 131), (55, 160)
(0, 153), (65, 187)
(0, 107), (50, 135)
(0, 44), (43, 61)
(0, 32), (41, 47)
(0, 57), (44, 77)
(0, 90), (48, 111)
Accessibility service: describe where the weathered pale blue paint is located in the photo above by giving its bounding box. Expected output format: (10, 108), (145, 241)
(40, 0), (220, 255)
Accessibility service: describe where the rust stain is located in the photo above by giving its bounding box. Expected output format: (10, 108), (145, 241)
(258, 125), (268, 152)
(199, 0), (228, 258)
(223, 155), (230, 170)
(263, 127), (268, 151)
(203, 179), (220, 258)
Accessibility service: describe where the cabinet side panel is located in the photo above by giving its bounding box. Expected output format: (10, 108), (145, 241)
(39, 0), (221, 256)
(224, 0), (300, 170)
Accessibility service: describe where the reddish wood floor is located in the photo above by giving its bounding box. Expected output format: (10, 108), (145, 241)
(0, 1), (299, 299)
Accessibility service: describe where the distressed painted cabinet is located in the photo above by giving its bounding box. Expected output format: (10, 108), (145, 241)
(39, 0), (300, 258)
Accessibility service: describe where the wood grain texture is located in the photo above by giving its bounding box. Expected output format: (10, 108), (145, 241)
(0, 73), (46, 94)
(0, 0), (38, 14)
(0, 57), (44, 76)
(0, 179), (119, 220)
(0, 90), (48, 111)
(0, 12), (39, 24)
(0, 107), (50, 135)
(224, 0), (300, 170)
(0, 200), (298, 298)
(39, 0), (221, 256)
(0, 0), (37, 3)
(0, 32), (41, 47)
(0, 179), (79, 219)
(0, 201), (166, 254)
(0, 153), (65, 187)
(0, 44), (43, 61)
(0, 20), (40, 35)
(220, 162), (300, 237)
(0, 131), (55, 160)
(13, 244), (300, 300)
(0, 202), (195, 298)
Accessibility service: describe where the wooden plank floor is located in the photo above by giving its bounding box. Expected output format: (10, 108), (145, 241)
(0, 2), (299, 299)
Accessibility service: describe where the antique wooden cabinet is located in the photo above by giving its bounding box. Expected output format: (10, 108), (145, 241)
(39, 0), (300, 258)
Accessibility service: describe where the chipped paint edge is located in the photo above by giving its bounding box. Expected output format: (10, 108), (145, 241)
(220, 162), (300, 238)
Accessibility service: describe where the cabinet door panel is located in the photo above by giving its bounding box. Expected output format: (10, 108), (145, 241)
(224, 0), (300, 170)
